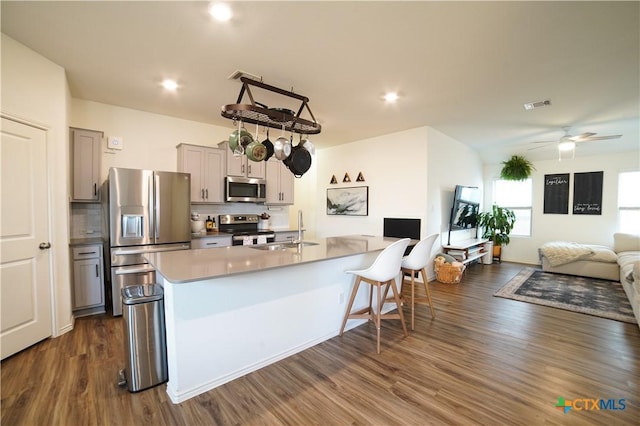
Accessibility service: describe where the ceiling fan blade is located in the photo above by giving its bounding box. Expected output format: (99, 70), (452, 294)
(530, 140), (557, 144)
(528, 143), (553, 151)
(569, 132), (596, 141)
(578, 134), (622, 142)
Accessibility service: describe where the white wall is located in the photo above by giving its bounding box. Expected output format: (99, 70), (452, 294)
(426, 127), (484, 246)
(1, 34), (73, 336)
(70, 99), (234, 183)
(484, 151), (640, 264)
(69, 100), (293, 229)
(300, 126), (484, 260)
(311, 127), (429, 238)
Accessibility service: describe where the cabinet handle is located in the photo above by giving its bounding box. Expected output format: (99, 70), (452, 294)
(201, 189), (205, 200)
(95, 264), (99, 278)
(78, 251), (97, 255)
(206, 242), (218, 246)
(93, 183), (97, 196)
(242, 164), (245, 174)
(205, 189), (209, 199)
(248, 164), (252, 174)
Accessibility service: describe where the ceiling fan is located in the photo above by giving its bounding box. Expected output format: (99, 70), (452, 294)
(528, 126), (622, 159)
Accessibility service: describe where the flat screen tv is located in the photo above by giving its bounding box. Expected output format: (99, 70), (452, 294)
(449, 185), (480, 231)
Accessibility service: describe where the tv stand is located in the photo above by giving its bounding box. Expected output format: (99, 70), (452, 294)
(442, 238), (488, 265)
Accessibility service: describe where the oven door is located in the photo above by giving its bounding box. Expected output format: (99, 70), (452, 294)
(232, 233), (275, 246)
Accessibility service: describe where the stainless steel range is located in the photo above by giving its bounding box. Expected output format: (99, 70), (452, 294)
(218, 214), (275, 246)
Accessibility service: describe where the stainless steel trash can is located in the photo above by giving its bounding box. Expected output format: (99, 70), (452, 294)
(121, 284), (167, 392)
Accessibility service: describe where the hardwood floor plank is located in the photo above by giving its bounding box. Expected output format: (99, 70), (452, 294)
(2, 262), (638, 425)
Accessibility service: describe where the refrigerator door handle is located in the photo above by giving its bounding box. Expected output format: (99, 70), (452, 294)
(154, 174), (160, 240)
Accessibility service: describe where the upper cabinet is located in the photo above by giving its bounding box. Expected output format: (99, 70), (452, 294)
(218, 141), (265, 179)
(265, 158), (294, 205)
(177, 143), (225, 203)
(71, 128), (102, 202)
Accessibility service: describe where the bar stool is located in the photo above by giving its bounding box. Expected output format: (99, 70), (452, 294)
(400, 233), (439, 330)
(339, 238), (410, 354)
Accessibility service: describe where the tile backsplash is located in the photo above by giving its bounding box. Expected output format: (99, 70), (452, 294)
(70, 202), (292, 239)
(70, 203), (104, 238)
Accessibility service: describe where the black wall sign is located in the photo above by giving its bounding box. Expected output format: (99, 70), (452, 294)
(573, 171), (603, 215)
(544, 173), (570, 214)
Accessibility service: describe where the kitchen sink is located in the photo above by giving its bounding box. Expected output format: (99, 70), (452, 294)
(249, 241), (319, 251)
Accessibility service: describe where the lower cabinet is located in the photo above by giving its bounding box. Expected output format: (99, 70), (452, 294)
(71, 244), (105, 317)
(191, 234), (233, 249)
(274, 231), (304, 243)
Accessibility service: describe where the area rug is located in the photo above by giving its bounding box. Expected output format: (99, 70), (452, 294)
(495, 267), (637, 324)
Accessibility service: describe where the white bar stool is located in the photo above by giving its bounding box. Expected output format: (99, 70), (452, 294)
(400, 233), (439, 330)
(339, 238), (410, 354)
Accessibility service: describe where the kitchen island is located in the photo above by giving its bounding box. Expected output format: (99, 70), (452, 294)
(146, 235), (405, 403)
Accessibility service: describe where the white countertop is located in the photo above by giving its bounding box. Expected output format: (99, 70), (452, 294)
(146, 235), (402, 283)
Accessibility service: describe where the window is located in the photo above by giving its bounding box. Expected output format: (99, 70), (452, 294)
(618, 171), (640, 234)
(492, 178), (532, 236)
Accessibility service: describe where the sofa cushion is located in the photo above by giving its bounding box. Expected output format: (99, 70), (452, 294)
(618, 251), (640, 268)
(584, 245), (618, 263)
(613, 233), (640, 253)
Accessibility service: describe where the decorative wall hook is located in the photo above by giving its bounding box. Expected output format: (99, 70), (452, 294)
(343, 173), (351, 183)
(356, 172), (365, 182)
(330, 175), (338, 184)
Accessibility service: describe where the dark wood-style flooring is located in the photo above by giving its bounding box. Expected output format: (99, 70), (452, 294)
(2, 262), (639, 425)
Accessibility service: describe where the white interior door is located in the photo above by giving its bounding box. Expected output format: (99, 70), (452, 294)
(1, 117), (52, 360)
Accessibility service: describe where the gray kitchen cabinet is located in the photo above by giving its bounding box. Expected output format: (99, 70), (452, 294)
(265, 158), (294, 205)
(274, 231), (304, 243)
(71, 128), (102, 202)
(218, 141), (265, 179)
(191, 234), (233, 249)
(177, 143), (225, 203)
(71, 243), (105, 316)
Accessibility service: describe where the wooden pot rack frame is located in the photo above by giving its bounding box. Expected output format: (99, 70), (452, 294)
(221, 77), (321, 135)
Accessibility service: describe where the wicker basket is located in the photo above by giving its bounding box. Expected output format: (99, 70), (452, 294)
(435, 262), (465, 284)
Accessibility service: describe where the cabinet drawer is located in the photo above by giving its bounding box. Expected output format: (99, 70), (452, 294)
(72, 244), (102, 260)
(191, 236), (232, 249)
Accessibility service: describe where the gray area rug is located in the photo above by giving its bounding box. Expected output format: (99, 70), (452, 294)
(495, 267), (637, 324)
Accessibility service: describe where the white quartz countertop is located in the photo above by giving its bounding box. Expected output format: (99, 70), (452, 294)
(146, 235), (404, 284)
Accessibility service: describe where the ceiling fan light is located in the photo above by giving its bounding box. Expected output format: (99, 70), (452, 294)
(558, 141), (575, 152)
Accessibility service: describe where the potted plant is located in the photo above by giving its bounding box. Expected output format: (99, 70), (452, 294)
(476, 204), (516, 262)
(500, 155), (535, 181)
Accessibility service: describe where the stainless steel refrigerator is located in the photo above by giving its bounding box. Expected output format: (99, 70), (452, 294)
(108, 167), (191, 316)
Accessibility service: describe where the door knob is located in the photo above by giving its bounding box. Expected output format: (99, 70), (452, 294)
(39, 242), (51, 250)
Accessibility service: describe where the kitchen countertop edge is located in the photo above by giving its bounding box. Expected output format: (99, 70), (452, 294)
(147, 235), (406, 284)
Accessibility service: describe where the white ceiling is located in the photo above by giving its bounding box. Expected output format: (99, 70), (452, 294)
(2, 1), (639, 163)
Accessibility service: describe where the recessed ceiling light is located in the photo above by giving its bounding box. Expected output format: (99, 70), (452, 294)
(384, 92), (399, 103)
(162, 79), (178, 91)
(209, 3), (232, 22)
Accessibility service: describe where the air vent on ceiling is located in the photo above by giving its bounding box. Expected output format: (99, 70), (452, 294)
(523, 99), (552, 110)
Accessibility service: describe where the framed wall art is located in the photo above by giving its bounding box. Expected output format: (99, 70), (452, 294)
(543, 173), (570, 214)
(326, 186), (369, 216)
(573, 171), (603, 215)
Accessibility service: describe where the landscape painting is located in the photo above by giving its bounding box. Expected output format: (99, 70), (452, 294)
(327, 186), (368, 216)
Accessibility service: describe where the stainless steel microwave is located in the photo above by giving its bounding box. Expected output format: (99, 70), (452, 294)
(225, 176), (267, 203)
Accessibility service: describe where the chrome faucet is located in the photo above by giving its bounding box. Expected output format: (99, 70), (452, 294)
(295, 209), (303, 244)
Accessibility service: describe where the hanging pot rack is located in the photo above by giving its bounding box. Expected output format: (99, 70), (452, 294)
(221, 77), (321, 135)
